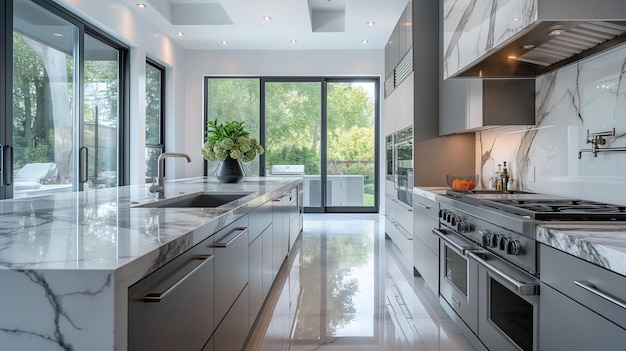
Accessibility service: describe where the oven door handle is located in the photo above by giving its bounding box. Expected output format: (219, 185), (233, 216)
(467, 250), (539, 296)
(431, 228), (474, 256)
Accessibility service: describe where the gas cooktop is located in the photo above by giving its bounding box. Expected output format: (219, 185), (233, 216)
(481, 198), (626, 221)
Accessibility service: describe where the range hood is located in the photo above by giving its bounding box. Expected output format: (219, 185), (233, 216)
(448, 1), (626, 78)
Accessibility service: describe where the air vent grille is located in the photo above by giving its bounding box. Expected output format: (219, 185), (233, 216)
(517, 21), (626, 67)
(384, 73), (394, 98)
(395, 48), (413, 85)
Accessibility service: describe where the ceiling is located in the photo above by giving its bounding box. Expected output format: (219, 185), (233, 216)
(120, 0), (409, 50)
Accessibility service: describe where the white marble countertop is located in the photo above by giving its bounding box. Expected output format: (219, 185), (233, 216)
(536, 223), (626, 277)
(0, 176), (300, 273)
(413, 186), (449, 201)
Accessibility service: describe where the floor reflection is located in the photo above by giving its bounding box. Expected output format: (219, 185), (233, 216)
(249, 214), (475, 351)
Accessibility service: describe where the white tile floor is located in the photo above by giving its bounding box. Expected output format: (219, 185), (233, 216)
(246, 214), (476, 351)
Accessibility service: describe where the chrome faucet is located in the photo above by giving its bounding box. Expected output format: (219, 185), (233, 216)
(150, 152), (191, 199)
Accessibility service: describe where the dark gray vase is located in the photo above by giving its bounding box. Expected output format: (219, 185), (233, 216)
(215, 156), (245, 183)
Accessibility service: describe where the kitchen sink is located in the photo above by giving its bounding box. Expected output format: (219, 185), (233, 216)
(132, 192), (253, 208)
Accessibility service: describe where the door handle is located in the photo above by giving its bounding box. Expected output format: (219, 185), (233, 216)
(143, 254), (214, 302)
(5, 145), (12, 186)
(574, 280), (626, 309)
(80, 146), (88, 183)
(212, 227), (248, 247)
(467, 250), (539, 295)
(432, 228), (473, 256)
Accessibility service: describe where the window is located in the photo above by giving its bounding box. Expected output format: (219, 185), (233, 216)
(145, 60), (165, 183)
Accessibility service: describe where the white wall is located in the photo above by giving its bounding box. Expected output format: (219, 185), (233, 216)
(183, 49), (385, 177)
(52, 0), (188, 184)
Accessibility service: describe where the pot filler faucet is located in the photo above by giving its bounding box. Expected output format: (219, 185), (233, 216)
(150, 152), (192, 199)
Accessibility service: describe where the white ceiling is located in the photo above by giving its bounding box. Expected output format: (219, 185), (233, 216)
(121, 0), (409, 50)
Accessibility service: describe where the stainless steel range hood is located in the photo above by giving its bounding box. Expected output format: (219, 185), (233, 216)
(450, 1), (626, 78)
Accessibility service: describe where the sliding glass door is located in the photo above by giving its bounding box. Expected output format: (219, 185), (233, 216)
(8, 0), (126, 198)
(205, 77), (379, 213)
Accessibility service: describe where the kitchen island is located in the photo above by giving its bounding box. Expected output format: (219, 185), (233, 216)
(0, 176), (303, 351)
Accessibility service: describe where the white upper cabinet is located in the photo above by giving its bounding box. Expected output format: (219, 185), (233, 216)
(443, 0), (537, 78)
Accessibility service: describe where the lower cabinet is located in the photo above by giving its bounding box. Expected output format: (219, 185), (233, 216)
(385, 194), (413, 263)
(412, 194), (439, 294)
(540, 244), (626, 349)
(213, 216), (249, 327)
(248, 232), (263, 329)
(213, 286), (250, 351)
(128, 233), (214, 351)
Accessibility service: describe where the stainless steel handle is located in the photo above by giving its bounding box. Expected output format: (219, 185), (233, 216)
(6, 146), (12, 186)
(80, 146), (89, 183)
(431, 228), (472, 256)
(143, 254), (213, 302)
(467, 250), (539, 295)
(574, 280), (626, 309)
(414, 202), (430, 210)
(212, 227), (248, 247)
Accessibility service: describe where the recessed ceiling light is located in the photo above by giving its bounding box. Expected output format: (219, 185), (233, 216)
(362, 40), (369, 44)
(176, 32), (184, 36)
(263, 16), (271, 21)
(290, 39), (297, 44)
(52, 33), (63, 37)
(522, 44), (536, 50)
(367, 21), (375, 26)
(136, 3), (146, 8)
(513, 17), (519, 21)
(507, 55), (517, 59)
(221, 40), (228, 45)
(548, 29), (564, 36)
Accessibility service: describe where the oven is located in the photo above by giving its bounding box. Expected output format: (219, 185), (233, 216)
(394, 126), (413, 206)
(436, 195), (540, 351)
(433, 226), (479, 333)
(385, 134), (394, 181)
(468, 250), (539, 351)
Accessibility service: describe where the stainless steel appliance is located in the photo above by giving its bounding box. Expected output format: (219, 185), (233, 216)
(385, 134), (394, 181)
(394, 126), (413, 206)
(436, 190), (626, 351)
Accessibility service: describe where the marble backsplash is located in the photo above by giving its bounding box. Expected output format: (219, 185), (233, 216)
(476, 43), (626, 205)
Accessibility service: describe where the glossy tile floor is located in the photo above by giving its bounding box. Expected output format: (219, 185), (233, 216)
(246, 214), (475, 351)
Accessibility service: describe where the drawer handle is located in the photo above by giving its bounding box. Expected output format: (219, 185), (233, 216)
(432, 228), (472, 256)
(414, 202), (431, 210)
(144, 254), (213, 302)
(467, 250), (539, 295)
(212, 227), (248, 247)
(574, 280), (626, 309)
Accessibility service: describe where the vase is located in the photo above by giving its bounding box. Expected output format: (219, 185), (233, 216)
(215, 156), (245, 183)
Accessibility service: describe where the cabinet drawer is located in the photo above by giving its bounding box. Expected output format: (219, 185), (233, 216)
(128, 235), (214, 351)
(413, 211), (439, 254)
(386, 216), (413, 264)
(395, 201), (413, 234)
(213, 215), (249, 326)
(541, 244), (626, 329)
(249, 200), (272, 243)
(412, 194), (438, 220)
(541, 282), (626, 350)
(413, 237), (438, 294)
(213, 285), (249, 351)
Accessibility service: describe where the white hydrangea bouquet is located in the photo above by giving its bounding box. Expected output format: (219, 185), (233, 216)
(201, 118), (264, 162)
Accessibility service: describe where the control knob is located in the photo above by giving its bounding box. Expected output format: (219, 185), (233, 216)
(456, 221), (472, 233)
(507, 239), (522, 255)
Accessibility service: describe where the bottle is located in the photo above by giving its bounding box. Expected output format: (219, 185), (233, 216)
(494, 164), (502, 190)
(501, 161), (509, 192)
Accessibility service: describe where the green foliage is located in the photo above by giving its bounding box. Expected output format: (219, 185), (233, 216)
(266, 146), (320, 174)
(201, 119), (264, 162)
(346, 162), (374, 180)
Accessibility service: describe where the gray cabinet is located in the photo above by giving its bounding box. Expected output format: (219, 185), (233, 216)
(385, 194), (413, 263)
(248, 231), (263, 329)
(540, 244), (626, 349)
(213, 286), (249, 351)
(439, 79), (535, 136)
(213, 215), (249, 327)
(412, 194), (439, 294)
(128, 231), (214, 351)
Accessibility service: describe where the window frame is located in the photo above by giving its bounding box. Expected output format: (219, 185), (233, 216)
(145, 59), (166, 183)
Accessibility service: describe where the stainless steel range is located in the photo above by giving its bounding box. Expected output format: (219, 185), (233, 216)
(433, 190), (626, 351)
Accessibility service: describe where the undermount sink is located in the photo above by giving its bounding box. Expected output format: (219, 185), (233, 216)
(133, 192), (253, 208)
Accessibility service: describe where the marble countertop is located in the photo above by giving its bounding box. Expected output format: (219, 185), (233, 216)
(0, 176), (301, 275)
(413, 186), (449, 201)
(537, 223), (626, 277)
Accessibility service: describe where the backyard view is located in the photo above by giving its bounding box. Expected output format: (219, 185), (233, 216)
(205, 78), (377, 209)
